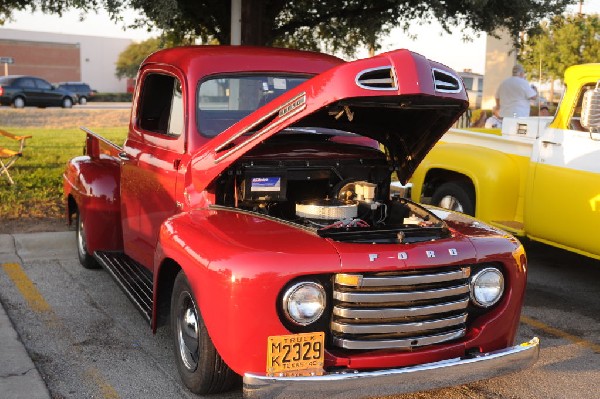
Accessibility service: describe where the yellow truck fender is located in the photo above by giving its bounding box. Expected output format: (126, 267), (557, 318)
(411, 142), (522, 223)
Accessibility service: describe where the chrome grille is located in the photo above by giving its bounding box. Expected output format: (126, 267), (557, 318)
(331, 267), (470, 350)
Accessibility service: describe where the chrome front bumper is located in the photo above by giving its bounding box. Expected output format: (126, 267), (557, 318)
(244, 337), (539, 399)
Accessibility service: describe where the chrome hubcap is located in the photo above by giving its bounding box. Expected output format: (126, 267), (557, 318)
(177, 292), (199, 371)
(438, 195), (464, 213)
(77, 216), (87, 256)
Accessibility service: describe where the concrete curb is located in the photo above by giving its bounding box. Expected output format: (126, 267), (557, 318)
(0, 290), (51, 399)
(0, 232), (76, 399)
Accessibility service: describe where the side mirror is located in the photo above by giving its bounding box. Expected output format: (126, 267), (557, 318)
(581, 81), (600, 140)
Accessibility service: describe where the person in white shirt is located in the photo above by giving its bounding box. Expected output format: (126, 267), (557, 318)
(485, 106), (502, 128)
(495, 64), (537, 118)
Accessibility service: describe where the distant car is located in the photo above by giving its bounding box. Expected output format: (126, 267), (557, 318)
(56, 82), (96, 105)
(0, 75), (77, 108)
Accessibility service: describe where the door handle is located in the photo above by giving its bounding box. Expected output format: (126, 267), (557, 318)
(118, 151), (129, 161)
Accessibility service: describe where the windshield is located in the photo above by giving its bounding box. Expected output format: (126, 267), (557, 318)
(197, 74), (310, 137)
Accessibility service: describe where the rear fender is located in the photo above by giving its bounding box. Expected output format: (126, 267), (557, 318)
(412, 143), (522, 223)
(63, 155), (123, 253)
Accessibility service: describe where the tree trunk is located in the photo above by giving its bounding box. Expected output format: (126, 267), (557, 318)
(241, 0), (268, 45)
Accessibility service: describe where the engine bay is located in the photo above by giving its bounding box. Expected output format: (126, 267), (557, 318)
(214, 129), (450, 243)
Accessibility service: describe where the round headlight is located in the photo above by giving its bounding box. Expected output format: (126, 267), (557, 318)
(283, 282), (326, 326)
(470, 268), (504, 307)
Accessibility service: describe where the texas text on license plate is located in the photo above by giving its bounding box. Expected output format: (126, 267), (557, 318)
(267, 332), (324, 375)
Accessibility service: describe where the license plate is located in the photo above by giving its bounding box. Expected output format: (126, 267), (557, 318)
(267, 332), (324, 374)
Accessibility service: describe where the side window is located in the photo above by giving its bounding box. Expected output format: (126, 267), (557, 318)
(569, 83), (595, 131)
(35, 79), (52, 90)
(138, 73), (184, 137)
(17, 78), (35, 88)
(168, 81), (184, 137)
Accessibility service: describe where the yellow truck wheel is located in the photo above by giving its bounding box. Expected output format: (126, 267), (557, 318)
(430, 181), (475, 216)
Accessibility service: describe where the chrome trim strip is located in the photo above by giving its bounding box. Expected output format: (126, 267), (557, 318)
(336, 268), (470, 287)
(333, 284), (469, 303)
(333, 298), (469, 319)
(355, 66), (397, 91)
(214, 92), (307, 162)
(243, 337), (540, 399)
(360, 78), (394, 85)
(332, 328), (466, 350)
(331, 314), (467, 334)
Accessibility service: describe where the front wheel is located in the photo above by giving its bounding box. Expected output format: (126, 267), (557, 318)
(171, 271), (238, 394)
(431, 181), (475, 216)
(76, 210), (99, 269)
(62, 97), (73, 108)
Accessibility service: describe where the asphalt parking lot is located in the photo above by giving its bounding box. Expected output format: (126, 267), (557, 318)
(0, 232), (598, 399)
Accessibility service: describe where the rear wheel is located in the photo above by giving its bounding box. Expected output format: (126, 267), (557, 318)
(171, 271), (238, 394)
(12, 96), (25, 108)
(431, 181), (475, 216)
(76, 210), (99, 269)
(79, 96), (87, 105)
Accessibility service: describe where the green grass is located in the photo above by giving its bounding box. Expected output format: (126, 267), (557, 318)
(1, 127), (127, 219)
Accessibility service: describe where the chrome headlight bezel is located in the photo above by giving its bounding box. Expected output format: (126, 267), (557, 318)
(470, 267), (505, 308)
(282, 281), (327, 326)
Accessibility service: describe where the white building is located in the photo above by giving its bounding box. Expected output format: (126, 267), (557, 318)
(0, 28), (132, 92)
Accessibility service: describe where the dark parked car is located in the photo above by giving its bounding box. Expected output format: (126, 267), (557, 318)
(0, 75), (78, 108)
(56, 82), (96, 105)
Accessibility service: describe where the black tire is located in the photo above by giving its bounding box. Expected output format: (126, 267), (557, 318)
(62, 97), (73, 108)
(12, 96), (25, 108)
(431, 181), (475, 216)
(79, 96), (87, 105)
(75, 210), (100, 269)
(171, 271), (238, 394)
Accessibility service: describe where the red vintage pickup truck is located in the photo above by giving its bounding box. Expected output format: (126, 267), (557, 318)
(63, 46), (539, 398)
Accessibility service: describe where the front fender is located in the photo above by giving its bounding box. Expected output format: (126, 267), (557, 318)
(154, 208), (341, 375)
(63, 155), (123, 253)
(411, 143), (524, 223)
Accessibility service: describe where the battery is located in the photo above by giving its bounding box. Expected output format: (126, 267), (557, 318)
(241, 172), (287, 201)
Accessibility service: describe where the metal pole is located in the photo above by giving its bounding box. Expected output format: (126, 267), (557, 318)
(231, 0), (242, 45)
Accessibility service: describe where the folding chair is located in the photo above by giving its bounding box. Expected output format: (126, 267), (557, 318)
(0, 129), (32, 185)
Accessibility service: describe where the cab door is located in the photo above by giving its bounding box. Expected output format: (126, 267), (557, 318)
(120, 69), (186, 268)
(33, 78), (58, 106)
(526, 88), (600, 258)
(15, 77), (41, 105)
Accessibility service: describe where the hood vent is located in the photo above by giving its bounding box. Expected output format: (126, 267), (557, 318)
(356, 66), (397, 90)
(432, 68), (462, 93)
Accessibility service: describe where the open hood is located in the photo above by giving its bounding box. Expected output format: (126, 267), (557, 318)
(189, 49), (468, 189)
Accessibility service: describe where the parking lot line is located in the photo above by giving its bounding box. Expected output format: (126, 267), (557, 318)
(521, 315), (600, 353)
(86, 368), (121, 399)
(1, 262), (51, 313)
(1, 262), (122, 399)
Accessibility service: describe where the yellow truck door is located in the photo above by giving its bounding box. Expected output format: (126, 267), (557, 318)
(526, 93), (600, 259)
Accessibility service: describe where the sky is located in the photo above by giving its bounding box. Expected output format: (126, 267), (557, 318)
(1, 2), (599, 75)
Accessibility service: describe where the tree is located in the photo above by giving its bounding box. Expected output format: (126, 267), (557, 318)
(1, 0), (575, 57)
(115, 38), (163, 79)
(520, 13), (600, 102)
(114, 34), (197, 79)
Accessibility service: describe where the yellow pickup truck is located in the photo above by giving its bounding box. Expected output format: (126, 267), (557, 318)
(410, 63), (600, 260)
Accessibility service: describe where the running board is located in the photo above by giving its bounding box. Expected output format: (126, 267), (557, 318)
(94, 251), (153, 323)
